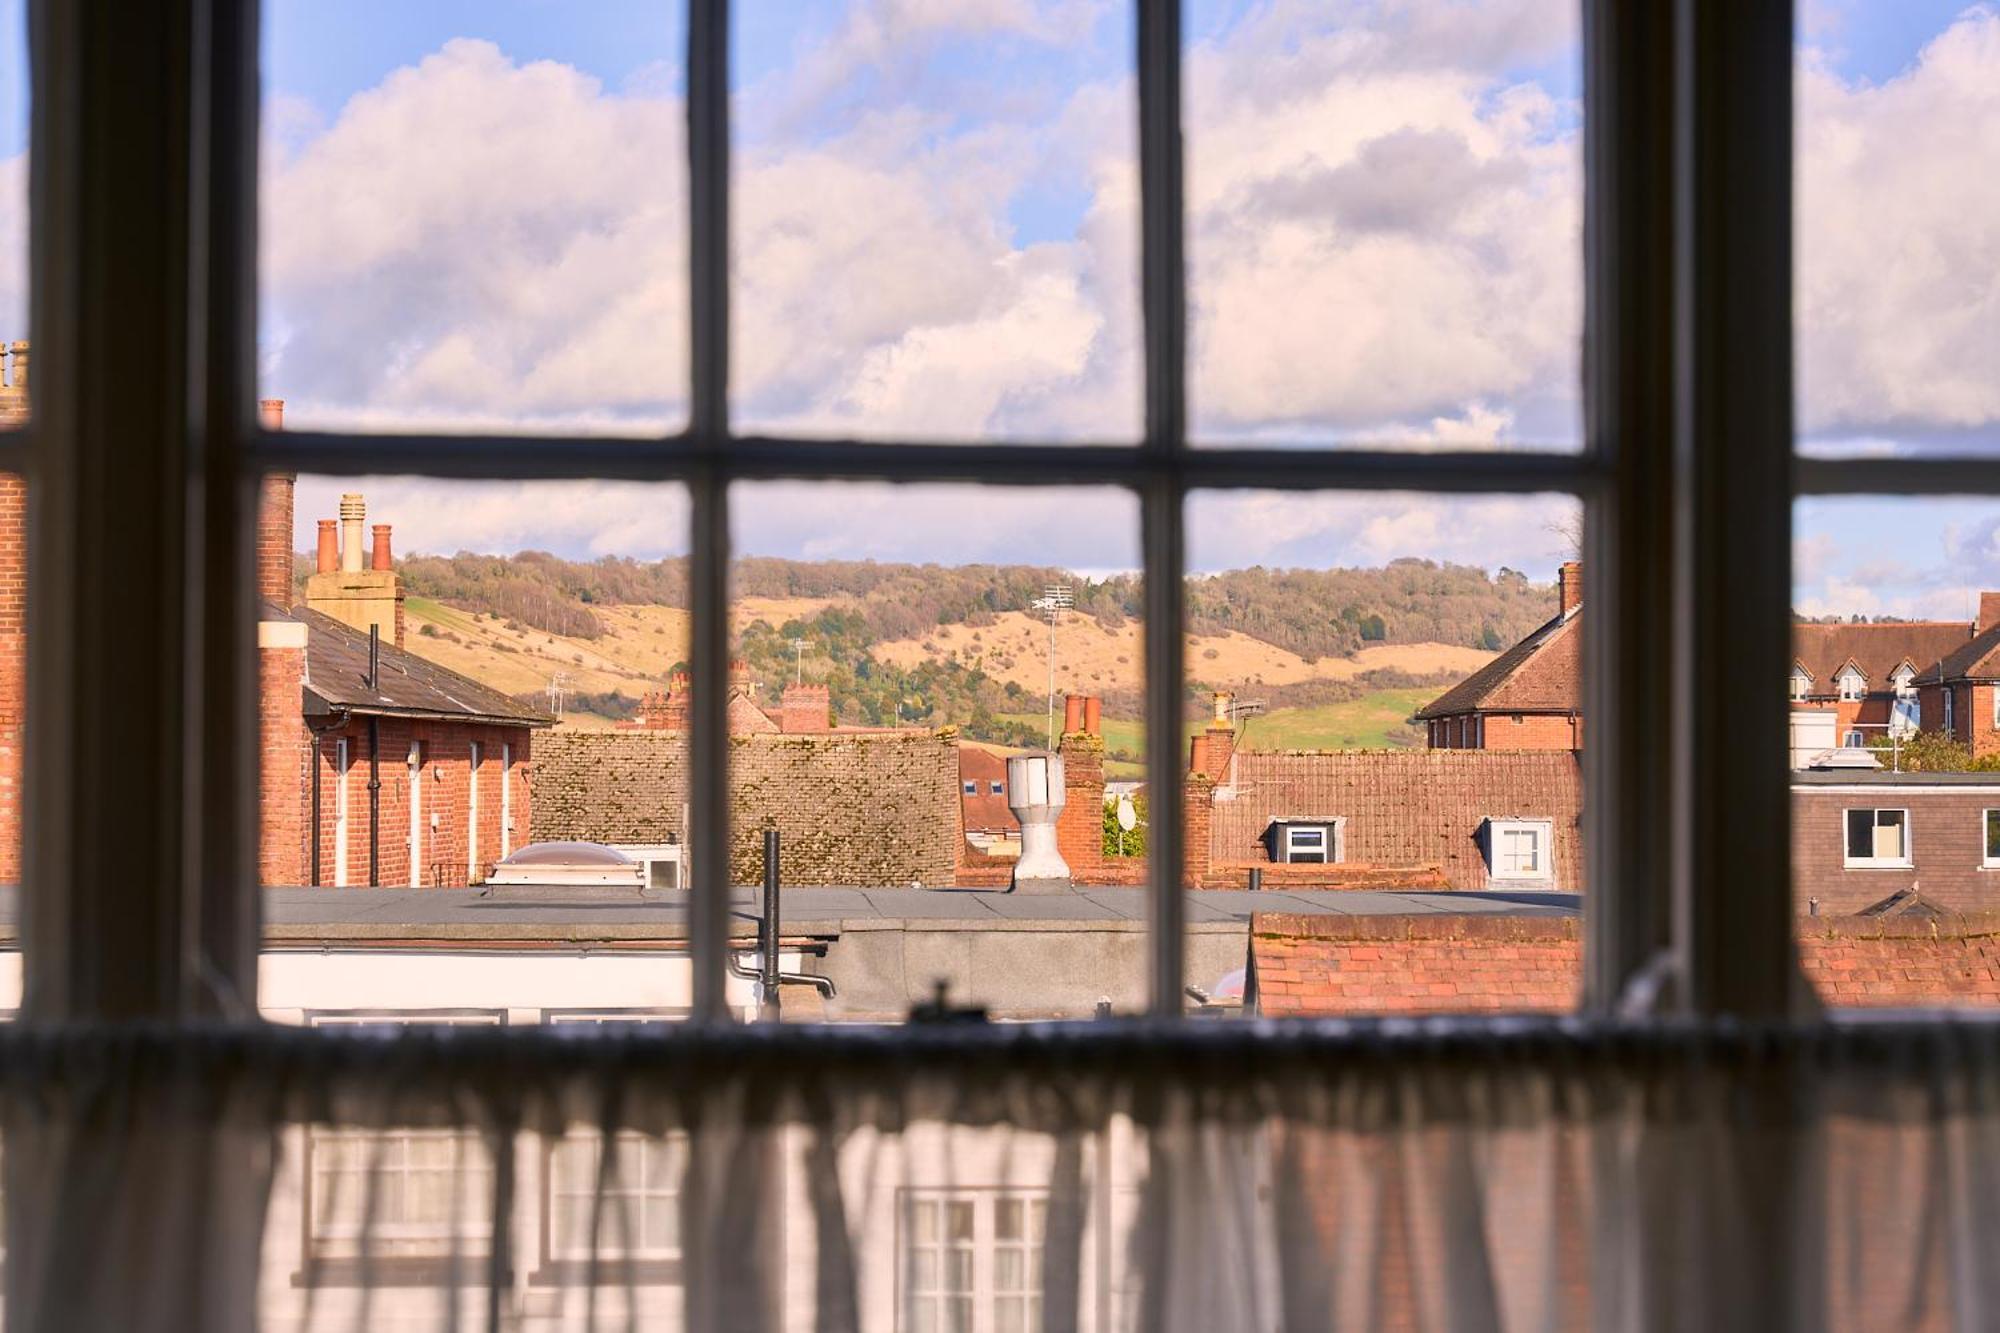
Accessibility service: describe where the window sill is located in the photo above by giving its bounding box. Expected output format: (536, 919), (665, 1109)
(294, 1257), (505, 1288)
(1840, 861), (1916, 871)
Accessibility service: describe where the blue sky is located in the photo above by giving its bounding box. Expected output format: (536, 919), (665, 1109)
(6, 3), (1999, 616)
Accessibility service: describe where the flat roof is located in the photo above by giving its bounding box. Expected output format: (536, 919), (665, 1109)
(1793, 770), (2000, 787)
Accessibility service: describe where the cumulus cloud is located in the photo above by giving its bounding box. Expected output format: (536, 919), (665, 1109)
(0, 150), (22, 342)
(293, 476), (692, 561)
(1188, 490), (1576, 575)
(1797, 7), (2000, 444)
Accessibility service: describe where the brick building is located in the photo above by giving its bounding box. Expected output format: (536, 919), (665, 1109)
(1793, 618), (1972, 745)
(956, 746), (1018, 853)
(1920, 594), (2000, 759)
(1416, 561), (1585, 750)
(1418, 559), (1997, 756)
(1789, 769), (2000, 916)
(255, 435), (552, 887)
(0, 343), (25, 884)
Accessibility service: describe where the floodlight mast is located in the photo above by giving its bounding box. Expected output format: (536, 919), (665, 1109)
(1032, 584), (1074, 750)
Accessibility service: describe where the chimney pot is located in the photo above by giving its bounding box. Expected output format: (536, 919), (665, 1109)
(1213, 690), (1233, 724)
(6, 340), (26, 391)
(339, 493), (366, 573)
(259, 398), (285, 431)
(1083, 696), (1101, 736)
(315, 519), (338, 574)
(1558, 561), (1583, 617)
(1980, 592), (2000, 635)
(371, 524), (393, 572)
(1064, 695), (1084, 733)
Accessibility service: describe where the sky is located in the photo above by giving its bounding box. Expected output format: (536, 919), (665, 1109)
(5, 2), (2000, 607)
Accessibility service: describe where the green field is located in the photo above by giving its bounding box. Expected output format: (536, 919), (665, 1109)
(992, 687), (1434, 779)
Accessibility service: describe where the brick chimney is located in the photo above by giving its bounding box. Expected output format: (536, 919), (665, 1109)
(0, 341), (29, 425)
(1980, 592), (2000, 634)
(1189, 690), (1237, 782)
(371, 524), (393, 572)
(780, 682), (831, 733)
(1558, 561), (1583, 617)
(0, 474), (24, 882)
(316, 519), (338, 574)
(306, 492), (404, 646)
(256, 474), (297, 609)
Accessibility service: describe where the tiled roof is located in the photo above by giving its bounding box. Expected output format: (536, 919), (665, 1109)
(296, 607), (553, 727)
(1212, 749), (1582, 890)
(957, 747), (1019, 834)
(1414, 609), (1579, 718)
(1936, 622), (2000, 682)
(1794, 621), (1970, 687)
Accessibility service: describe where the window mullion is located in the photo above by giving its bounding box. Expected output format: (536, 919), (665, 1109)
(1671, 0), (1801, 1019)
(685, 0), (731, 1026)
(1137, 0), (1186, 1018)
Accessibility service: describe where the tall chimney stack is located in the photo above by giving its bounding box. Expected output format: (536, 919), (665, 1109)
(316, 520), (338, 574)
(340, 494), (366, 573)
(371, 524), (393, 572)
(1558, 561), (1583, 617)
(1980, 592), (2000, 635)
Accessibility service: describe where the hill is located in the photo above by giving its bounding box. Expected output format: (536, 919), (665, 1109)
(362, 551), (1536, 740)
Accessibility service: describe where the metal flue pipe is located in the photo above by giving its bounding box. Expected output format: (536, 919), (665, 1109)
(760, 828), (781, 1020)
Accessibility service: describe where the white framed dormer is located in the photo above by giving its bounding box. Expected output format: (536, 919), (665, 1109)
(1789, 667), (1813, 701)
(1269, 818), (1344, 865)
(1842, 807), (1912, 869)
(1835, 665), (1867, 702)
(1892, 664), (1917, 698)
(1485, 818), (1554, 882)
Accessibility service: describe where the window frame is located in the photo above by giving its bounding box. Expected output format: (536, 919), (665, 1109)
(1983, 809), (2000, 870)
(1486, 818), (1555, 883)
(898, 1188), (1049, 1333)
(1841, 807), (1912, 870)
(5, 0), (1831, 1033)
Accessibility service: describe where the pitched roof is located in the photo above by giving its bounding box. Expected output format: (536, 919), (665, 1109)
(1415, 608), (1579, 718)
(1793, 621), (1971, 688)
(957, 747), (1020, 835)
(1937, 623), (2000, 682)
(294, 607), (554, 727)
(1212, 749), (1582, 890)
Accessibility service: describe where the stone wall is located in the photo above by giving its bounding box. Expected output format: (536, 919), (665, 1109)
(532, 729), (961, 887)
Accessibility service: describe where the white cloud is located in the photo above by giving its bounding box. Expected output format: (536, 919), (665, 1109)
(1188, 490), (1577, 575)
(1797, 7), (2000, 439)
(293, 477), (691, 561)
(0, 150), (23, 342)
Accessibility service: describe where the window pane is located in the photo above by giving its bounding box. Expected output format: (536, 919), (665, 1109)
(1189, 490), (1584, 1017)
(256, 477), (698, 1016)
(730, 2), (1140, 442)
(1797, 4), (2000, 457)
(0, 0), (23, 387)
(1185, 1), (1582, 449)
(260, 2), (688, 433)
(730, 481), (1145, 1021)
(1793, 497), (2000, 1006)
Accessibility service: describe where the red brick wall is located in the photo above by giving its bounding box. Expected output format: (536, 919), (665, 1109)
(299, 718), (531, 887)
(0, 475), (22, 883)
(1480, 712), (1580, 751)
(258, 643), (309, 886)
(256, 473), (296, 609)
(1250, 913), (2000, 1015)
(1790, 785), (2000, 915)
(1054, 732), (1106, 873)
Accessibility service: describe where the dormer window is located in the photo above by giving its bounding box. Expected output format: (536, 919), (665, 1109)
(1836, 667), (1866, 701)
(1789, 669), (1812, 701)
(1892, 665), (1916, 698)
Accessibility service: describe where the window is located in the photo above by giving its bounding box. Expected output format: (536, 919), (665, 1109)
(1844, 730), (1863, 748)
(1487, 819), (1553, 881)
(1843, 808), (1910, 868)
(333, 737), (350, 888)
(1947, 689), (1957, 735)
(1836, 668), (1865, 702)
(1277, 822), (1342, 865)
(1893, 667), (1916, 698)
(1790, 670), (1811, 701)
(500, 741), (513, 858)
(989, 781), (1004, 797)
(901, 1192), (1046, 1333)
(964, 781), (977, 795)
(547, 1133), (684, 1265)
(1984, 810), (2000, 869)
(467, 739), (481, 884)
(406, 739), (422, 888)
(302, 1013), (503, 1266)
(1991, 689), (1998, 732)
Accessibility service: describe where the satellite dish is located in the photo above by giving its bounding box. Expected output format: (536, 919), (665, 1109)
(1115, 794), (1138, 832)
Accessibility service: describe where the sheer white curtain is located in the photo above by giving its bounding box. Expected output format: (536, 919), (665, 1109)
(4, 1017), (1998, 1332)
